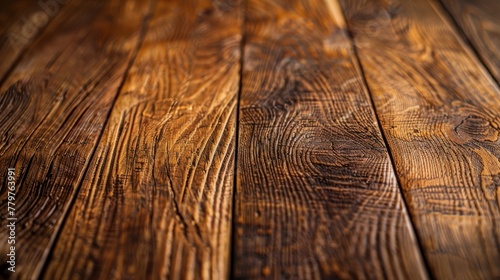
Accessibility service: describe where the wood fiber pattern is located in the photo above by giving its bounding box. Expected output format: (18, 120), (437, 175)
(0, 0), (151, 278)
(340, 0), (500, 278)
(0, 0), (64, 80)
(439, 0), (500, 83)
(43, 0), (242, 279)
(2, 0), (500, 279)
(232, 0), (427, 279)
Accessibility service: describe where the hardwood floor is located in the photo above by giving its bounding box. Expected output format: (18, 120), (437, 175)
(0, 0), (499, 279)
(0, 0), (152, 278)
(233, 0), (425, 279)
(0, 0), (61, 80)
(342, 0), (500, 279)
(440, 0), (500, 83)
(340, 0), (500, 278)
(45, 0), (241, 279)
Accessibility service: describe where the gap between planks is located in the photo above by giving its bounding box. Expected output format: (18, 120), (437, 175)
(325, 0), (435, 276)
(36, 2), (157, 279)
(434, 0), (500, 86)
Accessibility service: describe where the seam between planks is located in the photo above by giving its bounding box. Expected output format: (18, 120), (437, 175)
(0, 1), (71, 90)
(229, 0), (246, 278)
(436, 1), (500, 260)
(327, 0), (433, 278)
(34, 1), (157, 279)
(433, 0), (500, 87)
(415, 0), (500, 256)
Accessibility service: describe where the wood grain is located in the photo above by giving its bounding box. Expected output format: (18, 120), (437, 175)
(43, 0), (242, 279)
(339, 0), (500, 278)
(439, 0), (500, 83)
(232, 0), (428, 279)
(0, 0), (66, 80)
(0, 0), (151, 278)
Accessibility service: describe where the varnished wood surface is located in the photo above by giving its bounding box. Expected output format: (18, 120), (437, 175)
(43, 0), (242, 279)
(1, 0), (500, 279)
(340, 0), (500, 278)
(0, 0), (151, 278)
(440, 0), (500, 83)
(0, 0), (64, 80)
(232, 0), (427, 279)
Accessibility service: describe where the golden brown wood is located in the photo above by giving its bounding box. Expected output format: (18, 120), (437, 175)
(0, 0), (151, 278)
(439, 0), (500, 83)
(232, 0), (428, 279)
(0, 0), (65, 80)
(43, 0), (242, 279)
(339, 0), (500, 278)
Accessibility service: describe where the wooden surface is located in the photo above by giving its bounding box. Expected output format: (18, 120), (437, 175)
(340, 0), (500, 278)
(232, 0), (427, 279)
(1, 0), (500, 279)
(440, 0), (500, 82)
(0, 0), (64, 81)
(43, 0), (241, 279)
(0, 0), (151, 278)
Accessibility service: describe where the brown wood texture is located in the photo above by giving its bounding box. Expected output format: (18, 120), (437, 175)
(43, 0), (242, 279)
(439, 0), (500, 83)
(339, 0), (500, 278)
(0, 0), (65, 80)
(232, 0), (428, 279)
(0, 0), (151, 278)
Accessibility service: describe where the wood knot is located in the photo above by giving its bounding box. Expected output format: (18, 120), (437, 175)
(448, 114), (499, 144)
(197, 8), (213, 18)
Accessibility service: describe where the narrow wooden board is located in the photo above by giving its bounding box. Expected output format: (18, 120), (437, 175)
(0, 0), (151, 278)
(439, 0), (500, 83)
(0, 0), (66, 80)
(339, 0), (500, 278)
(232, 0), (428, 279)
(43, 0), (242, 279)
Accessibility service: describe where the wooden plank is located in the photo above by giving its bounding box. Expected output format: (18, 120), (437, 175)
(0, 0), (67, 80)
(232, 0), (428, 279)
(439, 0), (500, 83)
(43, 0), (242, 279)
(0, 0), (151, 278)
(339, 0), (500, 278)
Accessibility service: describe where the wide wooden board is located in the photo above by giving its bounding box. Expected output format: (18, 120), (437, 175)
(0, 0), (151, 278)
(339, 0), (500, 278)
(232, 0), (428, 279)
(43, 0), (242, 279)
